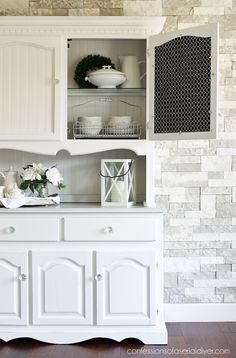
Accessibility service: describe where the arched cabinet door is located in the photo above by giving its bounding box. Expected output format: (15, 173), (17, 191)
(0, 36), (62, 140)
(0, 251), (28, 325)
(96, 250), (156, 325)
(31, 251), (92, 325)
(149, 23), (218, 140)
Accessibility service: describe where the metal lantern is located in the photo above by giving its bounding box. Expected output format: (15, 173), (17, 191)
(101, 159), (136, 207)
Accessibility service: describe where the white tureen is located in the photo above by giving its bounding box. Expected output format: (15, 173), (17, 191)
(85, 65), (126, 88)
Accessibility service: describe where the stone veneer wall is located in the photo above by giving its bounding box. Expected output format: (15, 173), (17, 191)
(0, 0), (236, 304)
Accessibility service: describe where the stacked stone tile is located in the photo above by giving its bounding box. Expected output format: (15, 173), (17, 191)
(0, 0), (235, 304)
(0, 0), (125, 16)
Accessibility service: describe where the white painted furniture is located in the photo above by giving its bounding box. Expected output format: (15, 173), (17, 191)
(0, 17), (218, 344)
(0, 205), (167, 344)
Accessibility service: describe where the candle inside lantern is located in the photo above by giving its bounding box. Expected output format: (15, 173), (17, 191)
(111, 180), (124, 202)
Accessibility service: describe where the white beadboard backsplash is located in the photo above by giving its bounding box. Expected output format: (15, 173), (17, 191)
(0, 149), (145, 203)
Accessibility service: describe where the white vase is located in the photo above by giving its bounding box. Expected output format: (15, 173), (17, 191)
(36, 185), (48, 198)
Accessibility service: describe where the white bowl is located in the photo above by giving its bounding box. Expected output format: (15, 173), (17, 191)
(78, 116), (103, 125)
(77, 116), (103, 136)
(82, 126), (102, 135)
(85, 66), (126, 89)
(108, 116), (132, 128)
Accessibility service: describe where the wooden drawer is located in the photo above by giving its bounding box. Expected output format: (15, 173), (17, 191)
(0, 216), (60, 241)
(64, 215), (159, 242)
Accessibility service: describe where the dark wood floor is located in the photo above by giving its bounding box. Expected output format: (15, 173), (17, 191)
(0, 323), (235, 358)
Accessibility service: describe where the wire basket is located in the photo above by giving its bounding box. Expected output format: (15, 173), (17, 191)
(73, 122), (141, 139)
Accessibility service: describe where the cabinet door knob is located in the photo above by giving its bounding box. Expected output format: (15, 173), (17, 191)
(95, 274), (102, 281)
(103, 226), (113, 234)
(18, 274), (27, 281)
(5, 226), (15, 234)
(54, 78), (60, 85)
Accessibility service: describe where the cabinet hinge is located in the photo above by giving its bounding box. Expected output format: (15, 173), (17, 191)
(146, 48), (150, 57)
(146, 121), (150, 130)
(67, 38), (72, 49)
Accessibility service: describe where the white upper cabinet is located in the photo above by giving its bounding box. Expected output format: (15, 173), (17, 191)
(67, 38), (147, 141)
(0, 18), (218, 150)
(0, 36), (63, 140)
(148, 23), (218, 140)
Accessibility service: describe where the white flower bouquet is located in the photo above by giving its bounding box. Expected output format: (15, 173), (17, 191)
(20, 163), (66, 197)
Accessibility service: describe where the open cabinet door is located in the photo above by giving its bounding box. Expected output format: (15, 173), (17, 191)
(148, 23), (218, 141)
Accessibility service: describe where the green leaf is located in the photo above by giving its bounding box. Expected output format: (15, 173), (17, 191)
(20, 182), (29, 190)
(58, 183), (66, 190)
(29, 183), (35, 193)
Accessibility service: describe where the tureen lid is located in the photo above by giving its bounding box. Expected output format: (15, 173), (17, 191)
(88, 65), (125, 76)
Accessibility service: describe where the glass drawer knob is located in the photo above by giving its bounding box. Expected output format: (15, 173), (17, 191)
(6, 226), (15, 234)
(18, 274), (27, 281)
(103, 226), (113, 234)
(95, 274), (102, 281)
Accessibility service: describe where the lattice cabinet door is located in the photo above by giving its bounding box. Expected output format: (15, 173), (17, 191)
(148, 24), (218, 140)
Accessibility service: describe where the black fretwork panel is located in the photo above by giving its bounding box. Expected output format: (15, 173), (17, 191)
(154, 36), (211, 134)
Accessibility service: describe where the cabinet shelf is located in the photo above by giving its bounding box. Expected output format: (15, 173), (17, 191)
(0, 139), (153, 156)
(68, 88), (146, 97)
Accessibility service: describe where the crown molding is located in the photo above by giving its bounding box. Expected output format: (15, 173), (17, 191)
(0, 16), (166, 37)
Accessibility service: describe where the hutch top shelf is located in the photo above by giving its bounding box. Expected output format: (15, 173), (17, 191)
(0, 16), (218, 154)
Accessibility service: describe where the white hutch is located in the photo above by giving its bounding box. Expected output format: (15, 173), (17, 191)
(0, 17), (218, 344)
